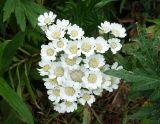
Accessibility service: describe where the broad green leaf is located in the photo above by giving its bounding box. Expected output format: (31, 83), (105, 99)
(0, 77), (34, 124)
(3, 0), (18, 21)
(15, 2), (26, 31)
(0, 32), (25, 70)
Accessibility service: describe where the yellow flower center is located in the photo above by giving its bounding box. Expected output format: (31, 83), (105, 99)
(89, 58), (99, 68)
(110, 42), (117, 49)
(52, 89), (60, 96)
(65, 87), (75, 96)
(65, 58), (76, 65)
(112, 29), (120, 37)
(49, 78), (58, 85)
(44, 18), (51, 24)
(55, 67), (64, 77)
(65, 101), (73, 107)
(52, 31), (61, 39)
(81, 42), (91, 52)
(70, 70), (84, 82)
(96, 43), (102, 51)
(57, 41), (64, 48)
(43, 65), (50, 71)
(88, 74), (97, 83)
(69, 44), (78, 54)
(82, 94), (90, 101)
(71, 30), (78, 37)
(46, 48), (54, 56)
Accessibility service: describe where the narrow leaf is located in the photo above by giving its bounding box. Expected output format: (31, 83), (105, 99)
(0, 77), (34, 124)
(0, 32), (25, 70)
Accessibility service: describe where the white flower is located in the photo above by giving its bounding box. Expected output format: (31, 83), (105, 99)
(111, 62), (123, 70)
(98, 21), (111, 34)
(54, 104), (65, 113)
(59, 101), (78, 113)
(110, 23), (126, 38)
(91, 88), (103, 96)
(82, 70), (102, 89)
(67, 24), (84, 40)
(47, 87), (61, 103)
(46, 25), (65, 41)
(83, 54), (105, 71)
(79, 90), (95, 106)
(40, 43), (57, 61)
(38, 11), (57, 27)
(105, 76), (121, 92)
(108, 38), (122, 54)
(95, 37), (109, 53)
(60, 86), (80, 102)
(49, 62), (65, 79)
(80, 37), (95, 57)
(101, 73), (112, 90)
(60, 54), (81, 69)
(64, 40), (81, 59)
(43, 77), (58, 89)
(52, 38), (68, 52)
(38, 60), (52, 76)
(56, 19), (70, 30)
(63, 66), (86, 88)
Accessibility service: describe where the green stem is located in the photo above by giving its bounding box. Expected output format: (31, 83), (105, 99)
(83, 104), (91, 124)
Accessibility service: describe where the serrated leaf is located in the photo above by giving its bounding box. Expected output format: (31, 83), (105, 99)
(0, 77), (34, 124)
(0, 32), (25, 70)
(3, 0), (17, 21)
(15, 2), (26, 31)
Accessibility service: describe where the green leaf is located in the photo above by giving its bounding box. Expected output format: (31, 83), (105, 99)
(94, 0), (116, 9)
(3, 0), (17, 21)
(105, 69), (160, 91)
(15, 2), (26, 31)
(0, 77), (34, 124)
(0, 32), (25, 70)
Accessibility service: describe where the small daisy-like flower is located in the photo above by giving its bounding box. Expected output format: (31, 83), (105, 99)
(59, 101), (77, 113)
(38, 60), (52, 76)
(52, 38), (68, 52)
(83, 54), (105, 71)
(82, 70), (102, 89)
(60, 54), (81, 69)
(54, 104), (65, 113)
(64, 40), (81, 59)
(63, 66), (86, 88)
(111, 62), (123, 70)
(106, 76), (121, 92)
(67, 24), (84, 40)
(38, 11), (57, 27)
(56, 19), (70, 30)
(47, 87), (61, 103)
(49, 62), (65, 79)
(110, 23), (126, 38)
(80, 37), (95, 57)
(79, 90), (95, 106)
(98, 21), (111, 34)
(91, 88), (103, 96)
(60, 86), (80, 102)
(46, 25), (65, 41)
(101, 73), (111, 90)
(43, 77), (58, 89)
(108, 38), (122, 54)
(95, 37), (109, 53)
(40, 43), (57, 61)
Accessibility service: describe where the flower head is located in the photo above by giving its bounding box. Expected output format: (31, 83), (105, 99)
(108, 38), (122, 54)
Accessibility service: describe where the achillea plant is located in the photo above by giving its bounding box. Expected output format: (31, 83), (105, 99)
(37, 11), (126, 113)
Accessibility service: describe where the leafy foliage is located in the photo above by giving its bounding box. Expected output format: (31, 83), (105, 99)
(105, 26), (160, 123)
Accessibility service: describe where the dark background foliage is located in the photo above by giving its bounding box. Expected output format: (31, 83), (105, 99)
(0, 0), (160, 124)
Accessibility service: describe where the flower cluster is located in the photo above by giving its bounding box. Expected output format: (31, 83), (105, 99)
(37, 11), (126, 113)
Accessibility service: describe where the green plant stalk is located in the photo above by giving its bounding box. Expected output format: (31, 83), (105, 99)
(83, 104), (91, 124)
